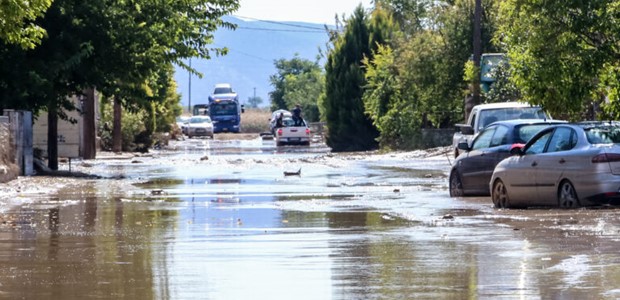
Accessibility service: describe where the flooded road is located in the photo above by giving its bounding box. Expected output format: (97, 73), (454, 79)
(2, 136), (620, 299)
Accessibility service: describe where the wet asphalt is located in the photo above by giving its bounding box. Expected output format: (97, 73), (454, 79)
(1, 136), (620, 299)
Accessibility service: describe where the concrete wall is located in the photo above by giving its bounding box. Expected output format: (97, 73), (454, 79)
(418, 128), (454, 149)
(33, 97), (83, 158)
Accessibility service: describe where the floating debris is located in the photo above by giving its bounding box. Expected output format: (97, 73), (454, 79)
(442, 214), (454, 220)
(284, 168), (301, 176)
(151, 189), (165, 195)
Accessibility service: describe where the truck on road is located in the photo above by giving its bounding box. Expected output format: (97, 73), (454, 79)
(452, 102), (550, 158)
(193, 83), (244, 133)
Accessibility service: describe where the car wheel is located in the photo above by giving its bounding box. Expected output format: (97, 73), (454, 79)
(454, 148), (460, 159)
(558, 180), (580, 208)
(492, 179), (510, 208)
(449, 170), (464, 197)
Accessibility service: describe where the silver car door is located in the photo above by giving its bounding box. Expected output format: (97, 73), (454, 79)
(509, 130), (554, 205)
(534, 127), (576, 206)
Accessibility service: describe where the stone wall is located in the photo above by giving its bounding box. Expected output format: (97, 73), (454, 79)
(0, 121), (19, 183)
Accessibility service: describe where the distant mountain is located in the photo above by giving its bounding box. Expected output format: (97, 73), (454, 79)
(174, 16), (331, 110)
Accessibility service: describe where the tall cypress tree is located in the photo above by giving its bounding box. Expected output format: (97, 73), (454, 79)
(322, 5), (379, 152)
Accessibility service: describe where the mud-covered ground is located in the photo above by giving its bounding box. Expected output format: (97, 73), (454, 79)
(1, 136), (620, 299)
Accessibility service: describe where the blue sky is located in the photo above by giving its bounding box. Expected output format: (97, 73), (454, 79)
(235, 0), (373, 24)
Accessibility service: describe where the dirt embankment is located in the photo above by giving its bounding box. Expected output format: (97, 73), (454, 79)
(0, 123), (19, 183)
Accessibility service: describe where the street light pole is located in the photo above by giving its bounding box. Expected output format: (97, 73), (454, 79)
(188, 58), (192, 114)
(466, 0), (482, 122)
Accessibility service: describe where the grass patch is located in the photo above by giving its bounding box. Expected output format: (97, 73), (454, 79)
(241, 108), (271, 133)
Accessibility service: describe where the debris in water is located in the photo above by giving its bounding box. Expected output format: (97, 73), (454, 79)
(442, 214), (454, 220)
(151, 189), (165, 195)
(284, 168), (301, 176)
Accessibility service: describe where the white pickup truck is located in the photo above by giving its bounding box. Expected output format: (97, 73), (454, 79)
(452, 102), (550, 158)
(273, 113), (311, 146)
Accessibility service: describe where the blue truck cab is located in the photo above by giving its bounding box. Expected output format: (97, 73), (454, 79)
(194, 83), (244, 133)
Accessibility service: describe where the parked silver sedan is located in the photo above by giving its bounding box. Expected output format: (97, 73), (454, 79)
(490, 122), (620, 208)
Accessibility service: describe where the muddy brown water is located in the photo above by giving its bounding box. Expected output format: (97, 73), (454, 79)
(1, 137), (620, 299)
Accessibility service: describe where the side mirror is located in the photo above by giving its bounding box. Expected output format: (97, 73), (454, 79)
(460, 125), (474, 135)
(457, 142), (470, 151)
(510, 143), (525, 156)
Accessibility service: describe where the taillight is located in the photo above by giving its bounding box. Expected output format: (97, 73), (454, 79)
(305, 128), (311, 135)
(277, 129), (283, 136)
(592, 153), (620, 163)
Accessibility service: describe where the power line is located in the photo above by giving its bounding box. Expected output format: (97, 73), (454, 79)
(233, 15), (328, 31)
(236, 26), (326, 33)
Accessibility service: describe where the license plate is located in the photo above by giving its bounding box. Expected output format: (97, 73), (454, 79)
(196, 129), (205, 133)
(289, 138), (300, 141)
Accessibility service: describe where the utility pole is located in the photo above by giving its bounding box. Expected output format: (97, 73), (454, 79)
(467, 0), (482, 121)
(188, 58), (192, 114)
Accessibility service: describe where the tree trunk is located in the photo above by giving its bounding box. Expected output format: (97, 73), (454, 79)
(47, 104), (59, 170)
(112, 96), (122, 153)
(82, 88), (97, 159)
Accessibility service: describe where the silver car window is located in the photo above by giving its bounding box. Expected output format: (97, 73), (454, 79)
(586, 126), (620, 144)
(525, 130), (553, 155)
(546, 127), (575, 152)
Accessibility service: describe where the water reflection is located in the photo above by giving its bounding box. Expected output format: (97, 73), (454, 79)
(4, 142), (620, 298)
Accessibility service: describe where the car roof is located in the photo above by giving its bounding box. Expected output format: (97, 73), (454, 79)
(488, 119), (566, 126)
(473, 102), (541, 109)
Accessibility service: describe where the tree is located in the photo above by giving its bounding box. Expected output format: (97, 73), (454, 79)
(321, 5), (379, 152)
(0, 0), (239, 168)
(0, 0), (52, 49)
(497, 0), (620, 120)
(269, 55), (324, 122)
(246, 96), (263, 108)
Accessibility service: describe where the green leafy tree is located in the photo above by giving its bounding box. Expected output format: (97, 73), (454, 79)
(0, 0), (238, 168)
(321, 5), (379, 152)
(0, 0), (52, 49)
(246, 96), (263, 108)
(484, 61), (521, 103)
(269, 55), (324, 122)
(497, 0), (620, 120)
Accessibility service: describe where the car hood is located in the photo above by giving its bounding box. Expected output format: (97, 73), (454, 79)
(189, 122), (213, 127)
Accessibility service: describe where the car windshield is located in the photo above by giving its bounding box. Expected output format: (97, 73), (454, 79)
(478, 107), (547, 131)
(214, 87), (233, 94)
(210, 103), (237, 116)
(190, 117), (211, 124)
(515, 124), (554, 143)
(585, 125), (620, 144)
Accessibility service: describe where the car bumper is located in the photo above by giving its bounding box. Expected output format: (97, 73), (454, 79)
(277, 137), (310, 144)
(188, 128), (213, 136)
(572, 172), (620, 205)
